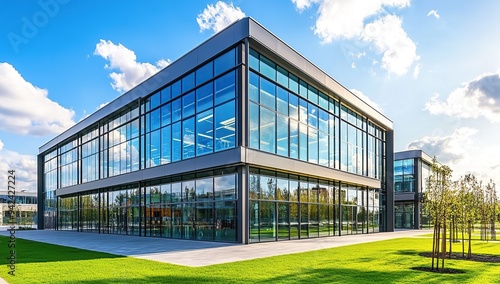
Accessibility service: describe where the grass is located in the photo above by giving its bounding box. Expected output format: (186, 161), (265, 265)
(1, 235), (499, 283)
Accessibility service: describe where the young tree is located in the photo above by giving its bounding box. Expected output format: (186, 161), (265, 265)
(425, 158), (453, 271)
(462, 174), (481, 259)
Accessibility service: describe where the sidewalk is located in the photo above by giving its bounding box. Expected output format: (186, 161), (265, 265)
(0, 229), (431, 267)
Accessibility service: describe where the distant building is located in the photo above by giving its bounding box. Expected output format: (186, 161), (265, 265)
(0, 191), (37, 227)
(394, 150), (436, 229)
(38, 17), (394, 243)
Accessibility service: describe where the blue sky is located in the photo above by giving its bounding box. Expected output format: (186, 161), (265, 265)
(1, 0), (500, 192)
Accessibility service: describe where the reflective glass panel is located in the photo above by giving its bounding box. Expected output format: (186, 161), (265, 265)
(214, 100), (235, 151)
(196, 110), (214, 156)
(214, 71), (235, 105)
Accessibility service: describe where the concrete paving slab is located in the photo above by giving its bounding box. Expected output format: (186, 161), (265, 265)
(0, 229), (432, 268)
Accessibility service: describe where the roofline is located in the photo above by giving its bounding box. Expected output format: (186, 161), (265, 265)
(395, 150), (435, 164)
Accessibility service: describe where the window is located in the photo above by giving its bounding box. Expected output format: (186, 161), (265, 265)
(214, 48), (235, 76)
(196, 82), (213, 112)
(196, 61), (213, 85)
(214, 71), (235, 105)
(196, 110), (213, 156)
(215, 100), (235, 151)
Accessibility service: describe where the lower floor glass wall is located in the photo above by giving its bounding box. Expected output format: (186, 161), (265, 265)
(249, 168), (380, 243)
(58, 168), (238, 242)
(395, 202), (414, 229)
(56, 165), (382, 243)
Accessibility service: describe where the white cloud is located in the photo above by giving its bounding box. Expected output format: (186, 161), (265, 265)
(425, 70), (500, 122)
(407, 127), (477, 164)
(98, 102), (110, 110)
(413, 63), (421, 79)
(351, 62), (356, 69)
(350, 89), (383, 112)
(427, 9), (440, 19)
(0, 63), (75, 136)
(292, 0), (417, 75)
(0, 143), (37, 192)
(94, 39), (170, 93)
(362, 15), (419, 76)
(292, 0), (318, 11)
(349, 51), (366, 59)
(197, 1), (246, 33)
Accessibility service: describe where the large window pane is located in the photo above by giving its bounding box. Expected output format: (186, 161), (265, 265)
(215, 100), (235, 151)
(277, 66), (288, 88)
(182, 91), (195, 118)
(196, 61), (213, 85)
(172, 98), (181, 122)
(214, 174), (236, 200)
(259, 201), (276, 242)
(249, 102), (260, 149)
(150, 130), (161, 167)
(260, 77), (276, 110)
(196, 82), (213, 112)
(172, 122), (181, 162)
(161, 103), (171, 126)
(287, 94), (298, 122)
(182, 118), (195, 159)
(308, 127), (318, 164)
(289, 119), (299, 159)
(214, 48), (235, 76)
(182, 72), (195, 93)
(150, 108), (161, 131)
(277, 87), (288, 115)
(308, 103), (318, 128)
(260, 55), (276, 80)
(260, 107), (276, 153)
(196, 110), (213, 156)
(215, 71), (235, 105)
(249, 48), (259, 71)
(276, 114), (288, 157)
(196, 177), (213, 201)
(161, 125), (171, 164)
(249, 71), (259, 102)
(299, 123), (307, 161)
(215, 200), (236, 241)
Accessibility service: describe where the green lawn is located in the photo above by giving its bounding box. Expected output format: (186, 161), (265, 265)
(1, 235), (499, 283)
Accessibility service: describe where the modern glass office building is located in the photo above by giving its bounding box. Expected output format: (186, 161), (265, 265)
(38, 18), (394, 243)
(394, 150), (434, 229)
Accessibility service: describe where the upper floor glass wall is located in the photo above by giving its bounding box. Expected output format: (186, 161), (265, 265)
(43, 47), (239, 192)
(394, 158), (415, 193)
(248, 48), (385, 179)
(142, 48), (237, 169)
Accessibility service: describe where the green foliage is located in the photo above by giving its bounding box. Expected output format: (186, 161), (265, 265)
(1, 236), (500, 283)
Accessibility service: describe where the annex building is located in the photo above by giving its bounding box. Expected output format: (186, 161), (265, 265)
(38, 17), (394, 244)
(394, 150), (435, 229)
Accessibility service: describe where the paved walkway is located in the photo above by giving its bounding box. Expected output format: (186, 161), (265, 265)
(0, 229), (431, 268)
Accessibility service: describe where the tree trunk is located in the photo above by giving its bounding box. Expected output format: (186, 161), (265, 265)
(431, 223), (437, 270)
(441, 220), (446, 270)
(449, 218), (452, 258)
(492, 219), (496, 241)
(467, 221), (472, 259)
(461, 226), (465, 258)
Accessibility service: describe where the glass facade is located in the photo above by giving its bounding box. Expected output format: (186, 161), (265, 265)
(395, 202), (414, 229)
(58, 169), (238, 242)
(40, 26), (392, 243)
(248, 49), (385, 179)
(394, 158), (415, 193)
(249, 168), (380, 243)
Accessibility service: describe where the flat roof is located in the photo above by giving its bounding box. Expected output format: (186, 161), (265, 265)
(40, 17), (393, 153)
(395, 150), (434, 164)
